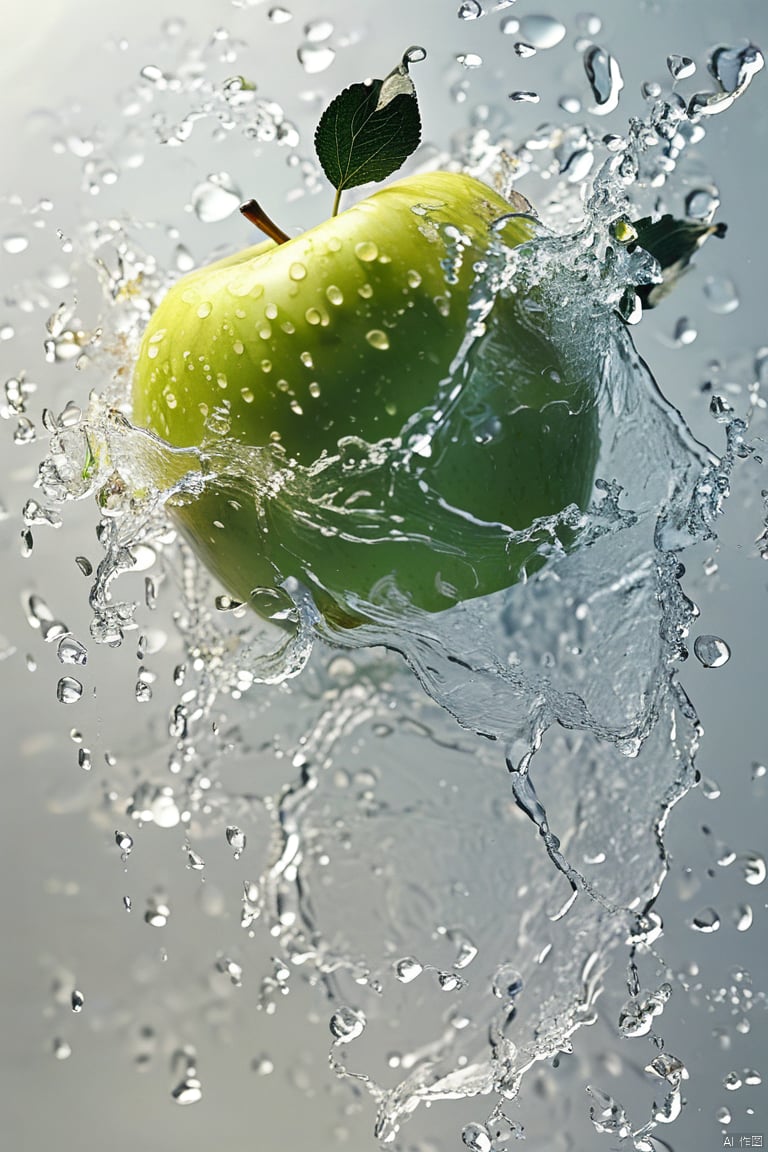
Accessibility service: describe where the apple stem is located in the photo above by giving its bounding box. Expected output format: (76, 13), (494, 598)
(239, 199), (291, 245)
(332, 187), (342, 217)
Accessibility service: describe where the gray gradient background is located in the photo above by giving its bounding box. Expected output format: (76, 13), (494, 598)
(1, 1), (766, 1150)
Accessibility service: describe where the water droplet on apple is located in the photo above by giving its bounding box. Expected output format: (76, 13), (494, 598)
(366, 329), (390, 351)
(197, 301), (212, 319)
(354, 240), (378, 262)
(358, 283), (374, 299)
(289, 262), (307, 281)
(326, 284), (343, 305)
(407, 269), (422, 288)
(305, 308), (322, 326)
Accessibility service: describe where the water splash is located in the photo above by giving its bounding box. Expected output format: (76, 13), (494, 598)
(4, 15), (766, 1152)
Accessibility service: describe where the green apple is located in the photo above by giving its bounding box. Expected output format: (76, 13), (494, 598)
(131, 171), (601, 623)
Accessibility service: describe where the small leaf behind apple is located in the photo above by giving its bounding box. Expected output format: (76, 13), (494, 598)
(315, 47), (425, 212)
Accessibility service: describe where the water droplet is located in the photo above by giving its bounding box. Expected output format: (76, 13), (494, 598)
(559, 95), (582, 114)
(174, 244), (195, 272)
(216, 956), (243, 986)
(693, 634), (730, 668)
(145, 898), (171, 927)
(3, 234), (29, 254)
(493, 963), (524, 1000)
(500, 17), (520, 35)
(253, 1054), (275, 1074)
(716, 1107), (732, 1125)
(226, 825), (247, 857)
(509, 90), (540, 103)
(514, 42), (536, 58)
(457, 53), (483, 69)
(297, 44), (335, 74)
(289, 261), (307, 281)
(710, 43), (764, 96)
(57, 636), (87, 666)
(268, 6), (293, 22)
(740, 851), (766, 886)
(703, 275), (739, 314)
(196, 301), (212, 319)
(734, 904), (753, 931)
(577, 12), (601, 35)
(304, 18), (333, 41)
(673, 317), (697, 346)
(394, 957), (423, 983)
(71, 989), (85, 1012)
(172, 1077), (203, 1105)
(691, 906), (720, 932)
(667, 55), (696, 81)
(517, 15), (565, 50)
(53, 1038), (72, 1060)
(458, 1), (483, 20)
(438, 971), (462, 991)
(354, 240), (378, 262)
(115, 830), (134, 857)
(724, 1071), (742, 1091)
(57, 677), (83, 704)
(584, 45), (624, 114)
(330, 1006), (366, 1042)
(462, 1122), (492, 1152)
(191, 173), (242, 223)
(325, 284), (343, 305)
(744, 1069), (762, 1086)
(78, 748), (91, 771)
(365, 329), (390, 351)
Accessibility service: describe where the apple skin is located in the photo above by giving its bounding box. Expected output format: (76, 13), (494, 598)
(131, 171), (600, 620)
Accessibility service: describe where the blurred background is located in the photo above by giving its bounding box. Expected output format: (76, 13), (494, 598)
(1, 1), (766, 1150)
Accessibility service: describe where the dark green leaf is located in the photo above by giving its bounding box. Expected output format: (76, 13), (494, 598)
(314, 49), (424, 204)
(625, 213), (727, 308)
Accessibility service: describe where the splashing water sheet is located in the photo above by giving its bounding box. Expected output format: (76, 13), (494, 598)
(1, 3), (767, 1150)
